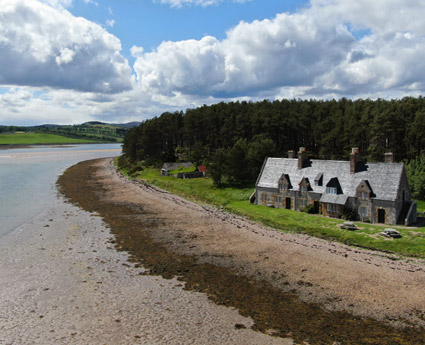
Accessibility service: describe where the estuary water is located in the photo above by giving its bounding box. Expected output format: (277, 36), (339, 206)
(0, 144), (121, 239)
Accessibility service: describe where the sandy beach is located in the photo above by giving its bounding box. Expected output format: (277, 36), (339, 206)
(2, 157), (425, 344)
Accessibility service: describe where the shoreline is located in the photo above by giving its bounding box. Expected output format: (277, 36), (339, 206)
(0, 142), (121, 150)
(56, 158), (425, 344)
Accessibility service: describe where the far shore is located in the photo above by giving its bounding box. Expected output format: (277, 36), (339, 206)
(0, 142), (121, 150)
(55, 158), (425, 344)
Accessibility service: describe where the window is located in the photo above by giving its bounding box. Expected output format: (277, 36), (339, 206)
(276, 196), (282, 204)
(359, 206), (368, 216)
(326, 187), (337, 194)
(300, 185), (307, 193)
(358, 191), (369, 200)
(327, 204), (339, 213)
(300, 199), (307, 208)
(279, 183), (287, 191)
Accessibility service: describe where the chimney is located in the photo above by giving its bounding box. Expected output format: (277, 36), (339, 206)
(385, 152), (394, 163)
(350, 147), (360, 174)
(288, 150), (295, 159)
(298, 147), (308, 169)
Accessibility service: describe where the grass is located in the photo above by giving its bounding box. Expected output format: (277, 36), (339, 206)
(118, 161), (425, 259)
(168, 166), (196, 175)
(415, 199), (425, 213)
(0, 132), (97, 145)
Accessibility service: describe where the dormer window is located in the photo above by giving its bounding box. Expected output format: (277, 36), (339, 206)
(359, 191), (369, 199)
(299, 177), (311, 193)
(356, 180), (374, 200)
(278, 174), (292, 191)
(314, 173), (323, 186)
(326, 187), (337, 194)
(325, 177), (342, 195)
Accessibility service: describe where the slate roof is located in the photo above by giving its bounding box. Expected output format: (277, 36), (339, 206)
(256, 158), (405, 202)
(162, 162), (193, 171)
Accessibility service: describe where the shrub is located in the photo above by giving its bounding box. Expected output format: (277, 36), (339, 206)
(128, 164), (144, 176)
(342, 207), (357, 221)
(304, 204), (316, 214)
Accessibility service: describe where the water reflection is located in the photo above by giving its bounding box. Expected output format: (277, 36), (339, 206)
(0, 144), (121, 238)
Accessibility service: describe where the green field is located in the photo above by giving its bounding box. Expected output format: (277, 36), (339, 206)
(118, 160), (425, 259)
(0, 132), (97, 145)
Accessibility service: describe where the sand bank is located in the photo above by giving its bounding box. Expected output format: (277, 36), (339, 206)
(53, 158), (425, 344)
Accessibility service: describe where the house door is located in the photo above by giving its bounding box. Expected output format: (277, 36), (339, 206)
(378, 209), (386, 223)
(314, 201), (320, 214)
(285, 197), (291, 210)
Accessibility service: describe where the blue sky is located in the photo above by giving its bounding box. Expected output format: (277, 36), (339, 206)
(71, 0), (309, 63)
(1, 0), (425, 125)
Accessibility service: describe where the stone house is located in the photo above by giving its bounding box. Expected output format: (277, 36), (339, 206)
(255, 147), (417, 225)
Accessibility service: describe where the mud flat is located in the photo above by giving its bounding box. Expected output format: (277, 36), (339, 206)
(0, 174), (290, 344)
(52, 158), (425, 344)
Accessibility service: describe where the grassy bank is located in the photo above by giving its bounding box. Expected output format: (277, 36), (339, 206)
(118, 161), (425, 259)
(0, 132), (97, 145)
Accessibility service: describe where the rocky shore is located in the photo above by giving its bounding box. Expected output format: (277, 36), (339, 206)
(53, 158), (425, 344)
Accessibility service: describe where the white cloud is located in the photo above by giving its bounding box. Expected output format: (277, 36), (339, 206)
(133, 0), (425, 101)
(3, 0), (425, 126)
(156, 0), (250, 8)
(106, 19), (116, 28)
(133, 9), (353, 98)
(0, 0), (133, 93)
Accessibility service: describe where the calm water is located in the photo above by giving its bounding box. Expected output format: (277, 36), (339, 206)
(0, 144), (121, 239)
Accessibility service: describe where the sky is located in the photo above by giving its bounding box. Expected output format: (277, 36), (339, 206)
(1, 0), (425, 125)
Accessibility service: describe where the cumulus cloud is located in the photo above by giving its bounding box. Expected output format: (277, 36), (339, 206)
(3, 0), (425, 126)
(133, 0), (425, 100)
(311, 0), (425, 96)
(0, 0), (133, 93)
(133, 9), (353, 98)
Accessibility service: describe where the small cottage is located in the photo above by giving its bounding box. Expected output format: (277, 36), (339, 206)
(254, 147), (417, 225)
(161, 162), (193, 176)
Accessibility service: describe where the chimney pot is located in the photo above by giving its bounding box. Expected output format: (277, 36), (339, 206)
(385, 152), (394, 163)
(288, 150), (295, 159)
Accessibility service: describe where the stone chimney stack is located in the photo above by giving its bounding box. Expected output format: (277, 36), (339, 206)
(385, 152), (394, 163)
(350, 147), (360, 174)
(288, 150), (295, 159)
(298, 147), (308, 169)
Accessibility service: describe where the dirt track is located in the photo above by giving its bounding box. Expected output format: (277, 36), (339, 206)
(56, 158), (425, 344)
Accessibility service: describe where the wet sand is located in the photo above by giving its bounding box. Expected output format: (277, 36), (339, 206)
(53, 158), (425, 344)
(0, 176), (290, 344)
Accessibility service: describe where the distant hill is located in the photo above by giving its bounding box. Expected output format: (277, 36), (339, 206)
(0, 121), (141, 143)
(82, 121), (141, 128)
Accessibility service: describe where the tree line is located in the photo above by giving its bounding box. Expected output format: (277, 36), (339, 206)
(121, 97), (425, 194)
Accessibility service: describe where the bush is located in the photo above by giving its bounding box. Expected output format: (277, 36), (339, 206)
(117, 155), (132, 169)
(304, 204), (316, 214)
(342, 207), (357, 221)
(128, 164), (144, 176)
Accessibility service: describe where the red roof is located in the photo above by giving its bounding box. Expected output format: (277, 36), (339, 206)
(197, 166), (207, 173)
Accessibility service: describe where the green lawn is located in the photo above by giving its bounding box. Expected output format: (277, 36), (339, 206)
(0, 132), (97, 145)
(118, 161), (425, 259)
